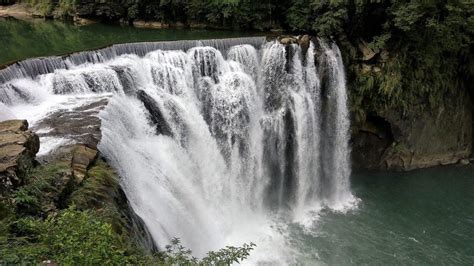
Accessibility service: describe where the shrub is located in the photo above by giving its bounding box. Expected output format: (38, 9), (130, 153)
(1, 207), (255, 265)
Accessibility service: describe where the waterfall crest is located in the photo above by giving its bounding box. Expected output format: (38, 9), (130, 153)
(0, 37), (358, 263)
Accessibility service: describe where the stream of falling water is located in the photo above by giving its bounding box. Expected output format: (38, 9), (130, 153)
(0, 37), (358, 264)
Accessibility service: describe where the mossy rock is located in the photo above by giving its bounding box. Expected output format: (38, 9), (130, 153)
(12, 160), (73, 217)
(68, 159), (128, 234)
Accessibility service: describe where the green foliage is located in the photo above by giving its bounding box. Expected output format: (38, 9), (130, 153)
(12, 161), (71, 216)
(156, 237), (256, 265)
(57, 0), (79, 17)
(202, 242), (256, 264)
(285, 0), (472, 113)
(40, 207), (130, 264)
(19, 0), (55, 16)
(118, 0), (279, 29)
(0, 158), (255, 265)
(68, 160), (119, 210)
(1, 207), (255, 265)
(1, 207), (136, 264)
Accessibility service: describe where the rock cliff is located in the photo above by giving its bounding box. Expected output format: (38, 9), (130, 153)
(349, 42), (473, 171)
(0, 120), (39, 194)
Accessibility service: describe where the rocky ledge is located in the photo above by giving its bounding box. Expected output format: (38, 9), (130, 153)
(0, 120), (39, 194)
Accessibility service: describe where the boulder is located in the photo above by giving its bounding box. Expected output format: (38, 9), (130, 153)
(279, 37), (297, 45)
(71, 144), (98, 184)
(298, 34), (311, 55)
(0, 120), (39, 194)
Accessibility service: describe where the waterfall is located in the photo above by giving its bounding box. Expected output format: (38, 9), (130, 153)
(0, 37), (358, 263)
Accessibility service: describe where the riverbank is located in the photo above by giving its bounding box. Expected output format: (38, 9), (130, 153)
(0, 4), (34, 19)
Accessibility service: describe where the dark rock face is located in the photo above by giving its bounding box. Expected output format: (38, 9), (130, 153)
(0, 120), (39, 194)
(351, 115), (394, 170)
(351, 89), (473, 171)
(298, 34), (311, 56)
(136, 90), (173, 137)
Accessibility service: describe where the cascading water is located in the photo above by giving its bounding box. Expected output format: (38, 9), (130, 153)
(0, 36), (358, 263)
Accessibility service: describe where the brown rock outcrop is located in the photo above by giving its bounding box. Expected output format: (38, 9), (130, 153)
(0, 120), (39, 194)
(71, 144), (98, 184)
(279, 36), (298, 45)
(298, 34), (311, 55)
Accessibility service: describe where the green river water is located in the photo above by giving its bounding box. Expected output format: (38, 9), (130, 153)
(0, 17), (258, 65)
(294, 165), (474, 264)
(0, 18), (472, 265)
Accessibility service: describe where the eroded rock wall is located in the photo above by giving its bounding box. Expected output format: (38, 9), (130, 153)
(351, 80), (472, 171)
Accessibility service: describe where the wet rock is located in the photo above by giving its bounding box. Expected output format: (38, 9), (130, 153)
(33, 98), (107, 160)
(71, 144), (98, 184)
(279, 37), (297, 45)
(0, 120), (39, 194)
(136, 90), (173, 137)
(459, 159), (470, 165)
(298, 34), (311, 55)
